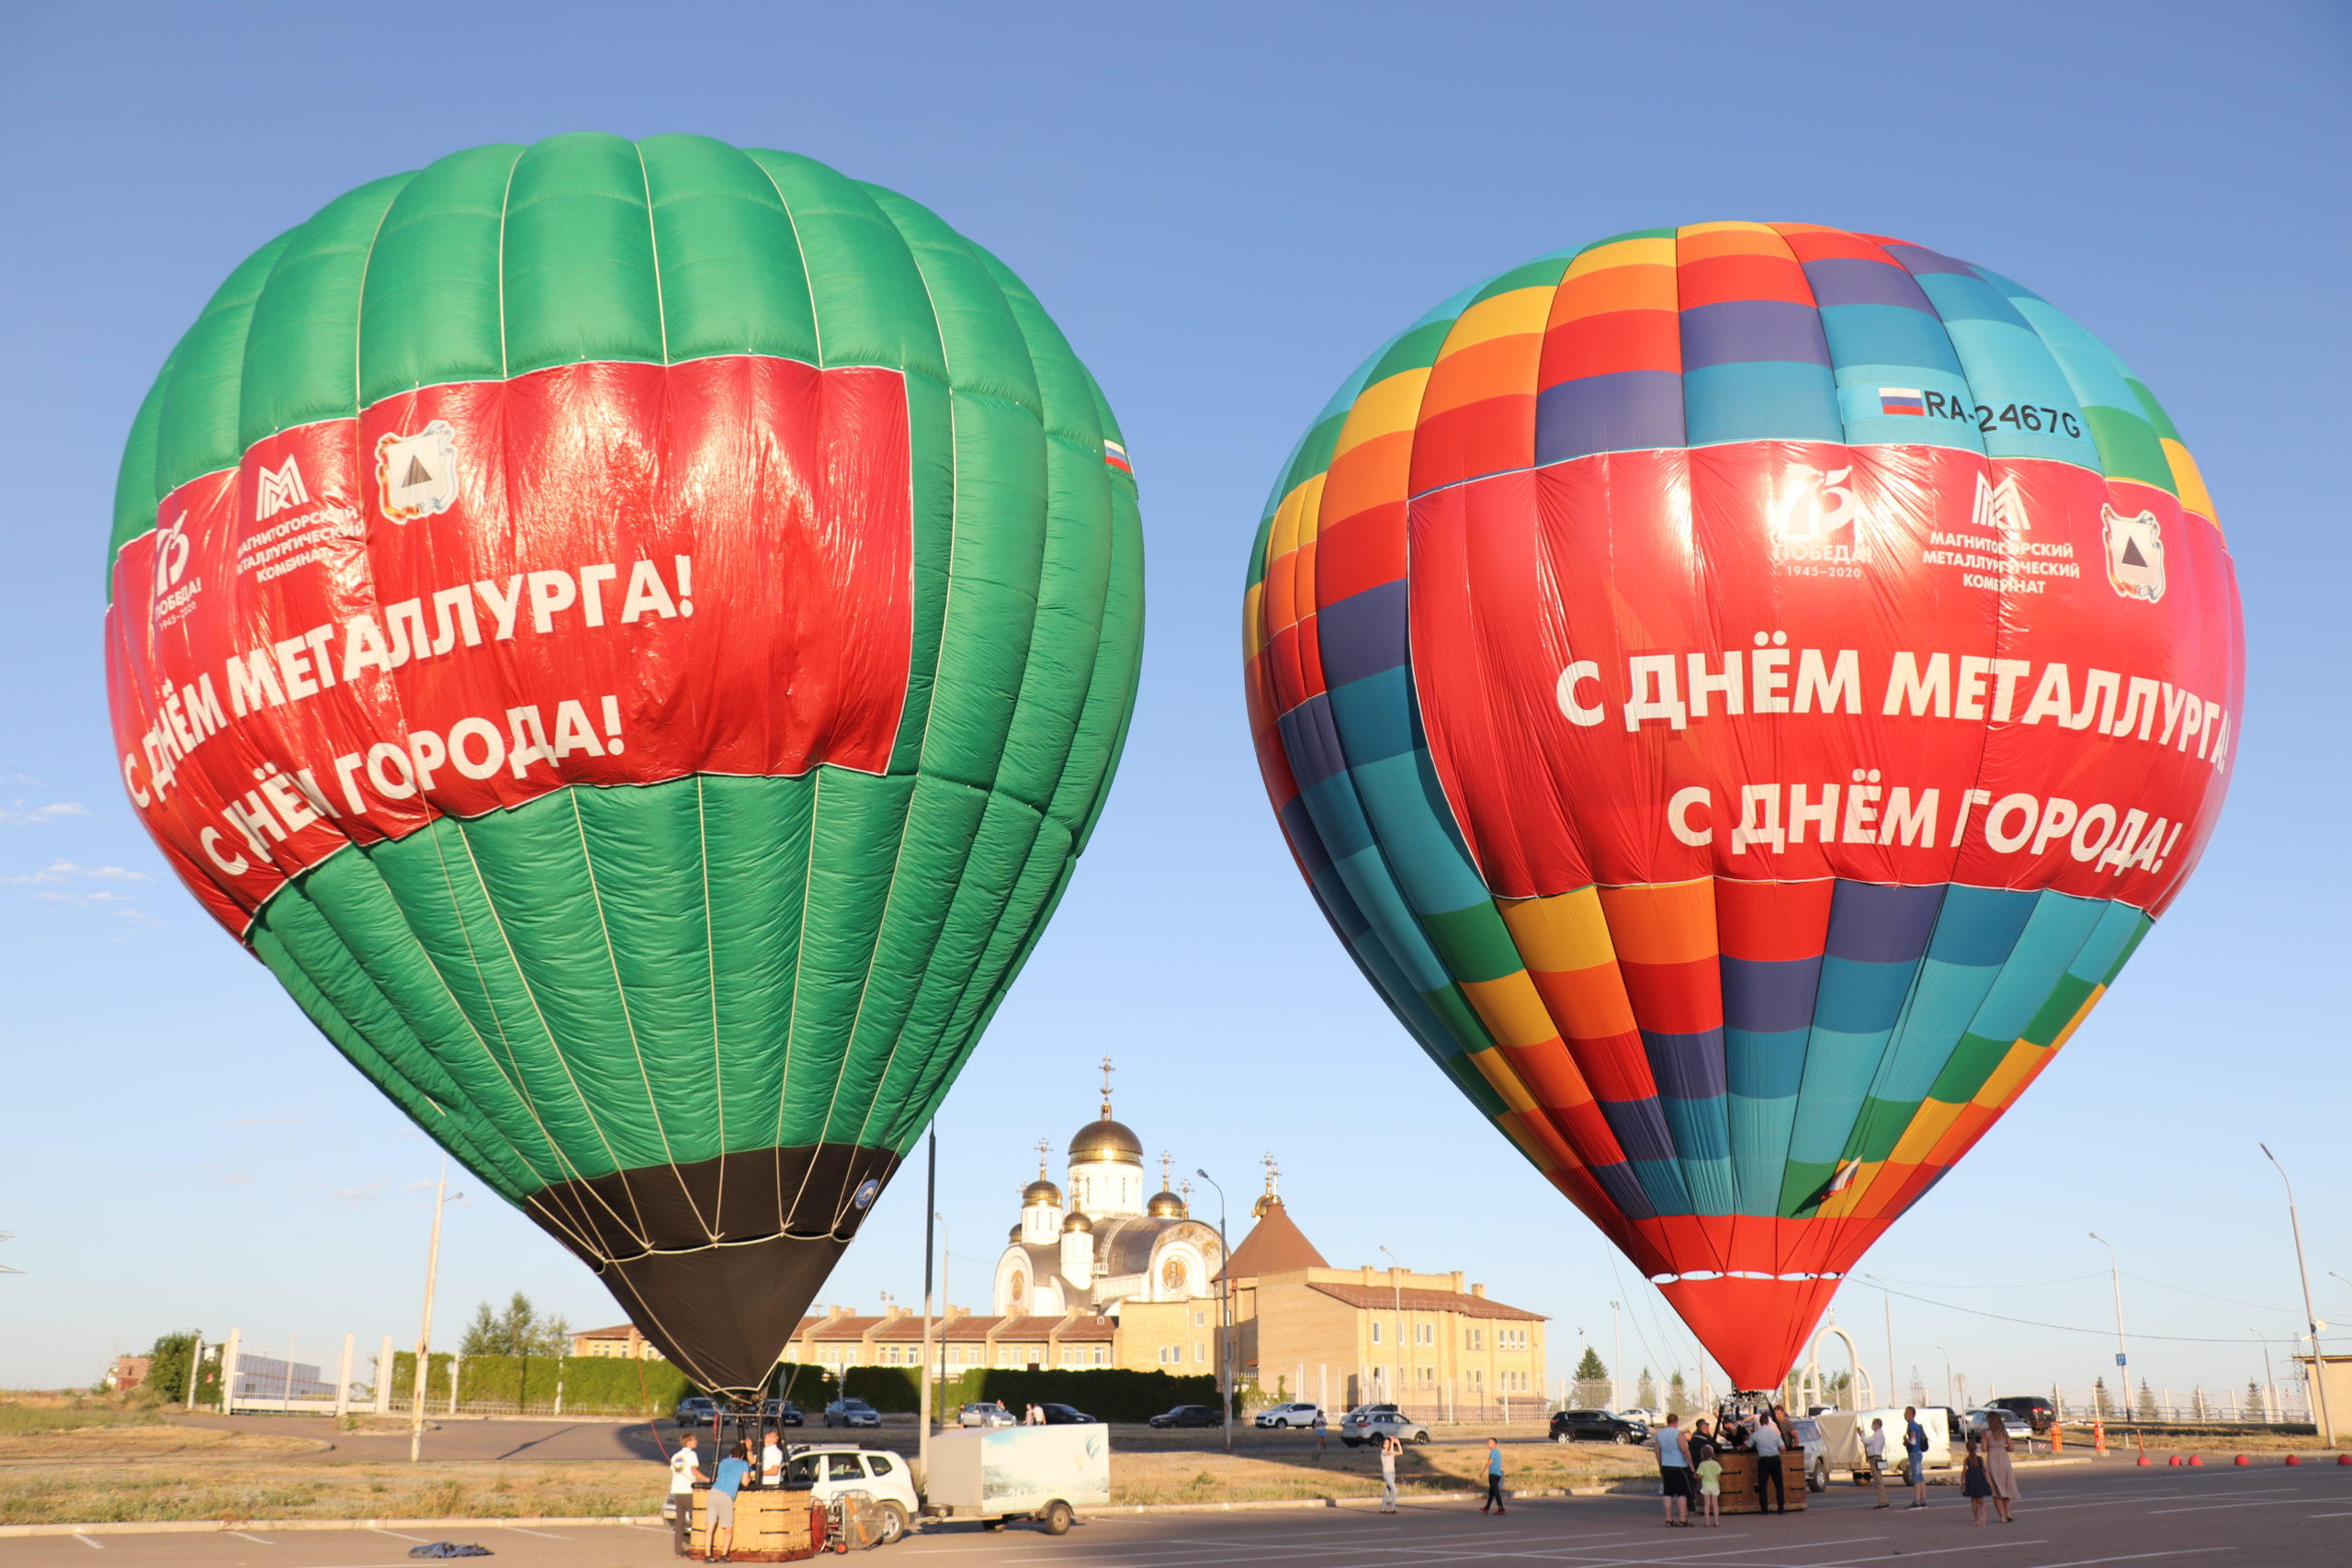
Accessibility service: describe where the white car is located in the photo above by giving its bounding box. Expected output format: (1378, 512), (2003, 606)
(782, 1445), (919, 1543)
(1340, 1408), (1430, 1447)
(1255, 1401), (1323, 1428)
(958, 1402), (1017, 1428)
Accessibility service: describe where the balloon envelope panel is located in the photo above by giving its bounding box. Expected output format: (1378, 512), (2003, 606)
(1244, 223), (2239, 1389)
(106, 134), (1144, 1396)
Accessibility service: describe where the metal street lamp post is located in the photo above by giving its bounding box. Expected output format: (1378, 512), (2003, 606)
(1936, 1345), (1951, 1409)
(1196, 1169), (1232, 1453)
(920, 1130), (936, 1483)
(2089, 1233), (2129, 1414)
(409, 1159), (462, 1462)
(1610, 1300), (1622, 1413)
(2258, 1145), (2335, 1449)
(1379, 1246), (1407, 1416)
(2253, 1329), (2278, 1423)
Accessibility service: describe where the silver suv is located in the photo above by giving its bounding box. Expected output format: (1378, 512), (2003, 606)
(1339, 1405), (1430, 1446)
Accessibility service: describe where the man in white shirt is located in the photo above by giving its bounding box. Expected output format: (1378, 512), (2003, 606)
(1863, 1418), (1890, 1508)
(1749, 1415), (1787, 1514)
(668, 1433), (706, 1558)
(762, 1428), (784, 1488)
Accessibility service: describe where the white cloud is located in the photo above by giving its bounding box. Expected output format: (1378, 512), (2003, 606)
(6, 861), (149, 886)
(0, 802), (88, 824)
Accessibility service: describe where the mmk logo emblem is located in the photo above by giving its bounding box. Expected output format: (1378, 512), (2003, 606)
(253, 457), (310, 520)
(2101, 505), (2165, 603)
(375, 422), (461, 524)
(1971, 472), (2030, 535)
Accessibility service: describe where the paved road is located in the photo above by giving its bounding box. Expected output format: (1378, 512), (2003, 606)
(2, 1457), (2345, 1566)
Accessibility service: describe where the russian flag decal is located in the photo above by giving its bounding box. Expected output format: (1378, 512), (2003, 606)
(1878, 387), (1928, 416)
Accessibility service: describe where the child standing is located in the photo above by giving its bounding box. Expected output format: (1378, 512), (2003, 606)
(1962, 1434), (1991, 1525)
(1695, 1454), (1723, 1527)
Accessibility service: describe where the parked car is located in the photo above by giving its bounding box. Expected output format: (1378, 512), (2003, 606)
(1340, 1407), (1430, 1446)
(1038, 1403), (1097, 1425)
(1987, 1394), (2057, 1435)
(1961, 1408), (2032, 1445)
(1151, 1404), (1221, 1428)
(1617, 1406), (1662, 1425)
(824, 1398), (883, 1428)
(758, 1397), (805, 1427)
(674, 1394), (720, 1424)
(1789, 1416), (1829, 1492)
(1255, 1402), (1322, 1428)
(779, 1445), (918, 1544)
(1548, 1408), (1648, 1445)
(959, 1401), (1018, 1428)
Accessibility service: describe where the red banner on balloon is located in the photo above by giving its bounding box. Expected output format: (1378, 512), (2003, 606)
(106, 356), (915, 936)
(1406, 444), (2242, 912)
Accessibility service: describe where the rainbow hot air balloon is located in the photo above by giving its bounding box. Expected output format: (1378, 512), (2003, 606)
(1244, 223), (2240, 1389)
(106, 134), (1143, 1398)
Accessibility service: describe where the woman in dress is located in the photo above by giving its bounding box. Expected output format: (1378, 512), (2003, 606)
(1982, 1413), (2019, 1522)
(1961, 1433), (1992, 1525)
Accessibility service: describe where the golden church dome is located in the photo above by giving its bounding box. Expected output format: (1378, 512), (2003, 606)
(1062, 1210), (1093, 1234)
(1068, 1118), (1143, 1166)
(1008, 1222), (1022, 1241)
(1147, 1190), (1187, 1218)
(1023, 1178), (1062, 1206)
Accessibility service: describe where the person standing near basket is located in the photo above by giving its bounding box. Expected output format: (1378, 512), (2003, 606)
(668, 1431), (707, 1559)
(1655, 1412), (1692, 1529)
(1749, 1410), (1788, 1515)
(705, 1440), (751, 1562)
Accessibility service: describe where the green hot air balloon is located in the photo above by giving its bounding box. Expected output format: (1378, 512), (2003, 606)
(103, 134), (1143, 1396)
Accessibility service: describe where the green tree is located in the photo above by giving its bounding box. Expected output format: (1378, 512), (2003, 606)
(460, 1292), (570, 1358)
(142, 1331), (217, 1405)
(2092, 1376), (2113, 1419)
(2135, 1379), (2158, 1421)
(2245, 1381), (2266, 1421)
(1572, 1346), (1610, 1406)
(1635, 1368), (1657, 1410)
(1667, 1371), (1690, 1418)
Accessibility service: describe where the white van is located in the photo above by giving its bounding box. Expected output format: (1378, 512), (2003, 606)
(1815, 1407), (1952, 1486)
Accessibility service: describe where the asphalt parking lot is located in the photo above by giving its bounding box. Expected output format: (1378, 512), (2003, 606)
(1, 1457), (2345, 1568)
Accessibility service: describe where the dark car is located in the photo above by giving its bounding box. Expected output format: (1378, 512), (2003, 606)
(1988, 1394), (2056, 1435)
(1549, 1408), (1649, 1445)
(1149, 1404), (1220, 1428)
(674, 1394), (720, 1424)
(760, 1397), (805, 1427)
(823, 1398), (882, 1428)
(1038, 1403), (1097, 1425)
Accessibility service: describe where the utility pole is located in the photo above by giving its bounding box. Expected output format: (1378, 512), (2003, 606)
(409, 1158), (460, 1462)
(1883, 1290), (1895, 1413)
(2260, 1145), (2335, 1448)
(935, 1213), (952, 1431)
(1610, 1301), (1623, 1412)
(919, 1130), (937, 1484)
(2253, 1330), (2278, 1422)
(1380, 1247), (1407, 1414)
(1197, 1169), (1232, 1453)
(2089, 1233), (2130, 1408)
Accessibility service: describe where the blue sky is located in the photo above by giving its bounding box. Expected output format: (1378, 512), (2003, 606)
(3, 2), (2346, 1406)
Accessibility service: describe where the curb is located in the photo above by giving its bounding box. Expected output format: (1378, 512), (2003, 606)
(1087, 1486), (1631, 1515)
(0, 1516), (662, 1540)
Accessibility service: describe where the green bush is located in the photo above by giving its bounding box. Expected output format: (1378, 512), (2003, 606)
(386, 1352), (834, 1412)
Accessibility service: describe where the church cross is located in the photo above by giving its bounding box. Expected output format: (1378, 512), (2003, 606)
(1035, 1138), (1051, 1179)
(1098, 1055), (1115, 1118)
(1159, 1151), (1173, 1191)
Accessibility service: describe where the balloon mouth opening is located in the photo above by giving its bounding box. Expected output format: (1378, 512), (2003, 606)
(1651, 1270), (1845, 1284)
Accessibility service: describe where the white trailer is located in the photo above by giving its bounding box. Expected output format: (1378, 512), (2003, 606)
(924, 1425), (1110, 1536)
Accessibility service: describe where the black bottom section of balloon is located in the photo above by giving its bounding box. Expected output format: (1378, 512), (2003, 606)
(522, 1142), (899, 1397)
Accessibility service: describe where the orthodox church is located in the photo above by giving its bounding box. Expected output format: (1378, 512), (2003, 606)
(990, 1064), (1227, 1317)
